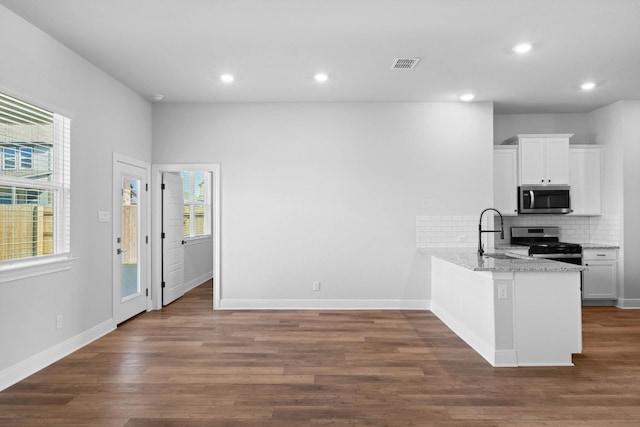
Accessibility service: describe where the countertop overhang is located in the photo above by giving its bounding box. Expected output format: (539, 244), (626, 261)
(432, 252), (586, 273)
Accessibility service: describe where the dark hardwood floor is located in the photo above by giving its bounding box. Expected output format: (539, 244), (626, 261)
(2, 280), (640, 426)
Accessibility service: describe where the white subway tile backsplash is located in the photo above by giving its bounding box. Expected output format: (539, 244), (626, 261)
(418, 214), (620, 250)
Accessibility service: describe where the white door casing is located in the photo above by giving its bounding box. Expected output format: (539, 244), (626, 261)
(151, 163), (220, 310)
(113, 154), (150, 325)
(162, 172), (185, 305)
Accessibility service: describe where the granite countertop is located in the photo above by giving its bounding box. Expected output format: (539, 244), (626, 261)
(495, 244), (528, 250)
(496, 243), (620, 250)
(432, 252), (587, 272)
(580, 244), (620, 249)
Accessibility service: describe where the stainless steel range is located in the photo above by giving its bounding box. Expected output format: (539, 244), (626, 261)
(511, 226), (582, 265)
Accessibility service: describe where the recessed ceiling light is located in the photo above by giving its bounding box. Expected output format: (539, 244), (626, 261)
(314, 73), (329, 83)
(580, 81), (596, 91)
(220, 74), (234, 84)
(512, 42), (533, 54)
(150, 94), (164, 102)
(459, 93), (475, 102)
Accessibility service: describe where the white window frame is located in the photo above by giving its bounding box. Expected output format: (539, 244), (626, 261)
(0, 92), (73, 281)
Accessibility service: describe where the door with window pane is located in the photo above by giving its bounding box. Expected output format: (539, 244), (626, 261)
(114, 158), (148, 324)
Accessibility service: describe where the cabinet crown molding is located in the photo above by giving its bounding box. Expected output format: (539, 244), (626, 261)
(502, 134), (575, 144)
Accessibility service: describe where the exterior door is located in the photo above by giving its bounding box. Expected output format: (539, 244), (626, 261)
(162, 172), (185, 305)
(114, 156), (149, 324)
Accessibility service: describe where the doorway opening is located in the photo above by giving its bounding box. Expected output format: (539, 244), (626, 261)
(151, 163), (220, 310)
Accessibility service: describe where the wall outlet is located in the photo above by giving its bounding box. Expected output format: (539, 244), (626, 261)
(98, 210), (110, 223)
(313, 281), (321, 291)
(56, 314), (63, 330)
(497, 284), (508, 300)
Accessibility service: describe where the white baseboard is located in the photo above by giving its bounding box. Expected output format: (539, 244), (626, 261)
(0, 319), (115, 392)
(183, 271), (213, 293)
(616, 298), (640, 309)
(219, 298), (430, 310)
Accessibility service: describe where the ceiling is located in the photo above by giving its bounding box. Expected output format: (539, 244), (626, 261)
(1, 0), (639, 113)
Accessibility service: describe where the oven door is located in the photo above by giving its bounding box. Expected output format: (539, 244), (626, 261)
(518, 186), (572, 214)
(529, 254), (582, 265)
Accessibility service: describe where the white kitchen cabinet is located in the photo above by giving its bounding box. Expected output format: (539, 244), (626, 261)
(493, 146), (518, 215)
(506, 134), (572, 185)
(582, 248), (617, 300)
(569, 146), (602, 215)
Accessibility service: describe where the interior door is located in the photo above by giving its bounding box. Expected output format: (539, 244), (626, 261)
(162, 172), (185, 305)
(114, 159), (149, 324)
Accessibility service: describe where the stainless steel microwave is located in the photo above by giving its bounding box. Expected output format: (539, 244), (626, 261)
(518, 185), (572, 214)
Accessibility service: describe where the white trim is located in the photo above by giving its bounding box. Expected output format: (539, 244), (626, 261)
(151, 163), (221, 310)
(0, 256), (77, 284)
(494, 350), (519, 367)
(184, 271), (213, 294)
(219, 299), (430, 310)
(0, 319), (114, 392)
(616, 298), (640, 309)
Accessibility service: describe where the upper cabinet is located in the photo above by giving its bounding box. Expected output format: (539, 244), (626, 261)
(506, 134), (572, 185)
(569, 146), (602, 215)
(493, 146), (518, 215)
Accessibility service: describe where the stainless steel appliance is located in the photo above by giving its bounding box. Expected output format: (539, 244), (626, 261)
(518, 185), (572, 214)
(510, 226), (582, 265)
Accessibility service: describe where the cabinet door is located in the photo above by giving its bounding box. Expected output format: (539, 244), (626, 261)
(545, 138), (570, 184)
(569, 148), (601, 215)
(582, 261), (617, 300)
(494, 148), (518, 215)
(519, 138), (546, 184)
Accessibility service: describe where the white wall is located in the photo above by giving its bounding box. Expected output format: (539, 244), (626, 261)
(587, 100), (640, 305)
(153, 102), (494, 307)
(494, 113), (590, 145)
(620, 101), (640, 301)
(184, 238), (214, 291)
(0, 7), (152, 375)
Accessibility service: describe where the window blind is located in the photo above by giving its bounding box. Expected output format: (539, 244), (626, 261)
(0, 92), (71, 263)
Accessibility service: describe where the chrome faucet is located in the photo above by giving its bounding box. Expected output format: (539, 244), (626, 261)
(478, 208), (504, 256)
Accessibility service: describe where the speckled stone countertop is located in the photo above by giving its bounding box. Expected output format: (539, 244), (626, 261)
(496, 243), (620, 250)
(432, 252), (587, 272)
(580, 244), (620, 249)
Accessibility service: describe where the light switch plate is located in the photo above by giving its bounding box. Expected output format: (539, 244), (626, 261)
(98, 210), (110, 223)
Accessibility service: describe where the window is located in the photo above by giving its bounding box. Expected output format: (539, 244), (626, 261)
(0, 92), (71, 263)
(181, 171), (211, 238)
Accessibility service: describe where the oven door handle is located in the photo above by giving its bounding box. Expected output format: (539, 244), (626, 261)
(529, 254), (582, 259)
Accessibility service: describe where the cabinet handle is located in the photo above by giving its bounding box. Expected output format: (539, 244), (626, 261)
(540, 179), (544, 183)
(548, 179), (551, 182)
(597, 254), (606, 257)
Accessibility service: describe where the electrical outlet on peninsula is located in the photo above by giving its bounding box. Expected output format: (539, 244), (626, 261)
(313, 281), (321, 291)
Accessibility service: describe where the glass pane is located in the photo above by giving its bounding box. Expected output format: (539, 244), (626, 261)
(181, 171), (191, 201)
(121, 176), (140, 299)
(0, 185), (53, 261)
(183, 205), (191, 237)
(193, 171), (205, 202)
(194, 204), (205, 235)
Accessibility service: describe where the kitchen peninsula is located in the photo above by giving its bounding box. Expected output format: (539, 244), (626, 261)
(431, 253), (585, 367)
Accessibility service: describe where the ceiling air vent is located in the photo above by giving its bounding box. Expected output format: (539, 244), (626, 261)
(391, 57), (421, 70)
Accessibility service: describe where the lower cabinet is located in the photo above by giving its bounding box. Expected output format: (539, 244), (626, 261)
(582, 249), (617, 300)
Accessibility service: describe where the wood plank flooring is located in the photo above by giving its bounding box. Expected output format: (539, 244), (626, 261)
(2, 280), (640, 426)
